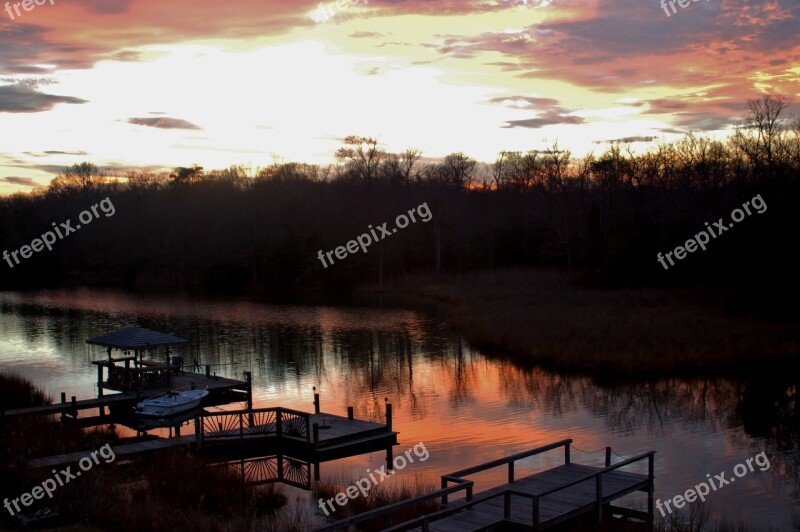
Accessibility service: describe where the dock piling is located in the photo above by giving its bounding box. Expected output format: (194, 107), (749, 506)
(244, 371), (252, 410)
(347, 406), (354, 420)
(313, 387), (320, 414)
(385, 400), (392, 433)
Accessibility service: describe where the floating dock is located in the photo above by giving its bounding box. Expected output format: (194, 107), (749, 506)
(314, 439), (655, 532)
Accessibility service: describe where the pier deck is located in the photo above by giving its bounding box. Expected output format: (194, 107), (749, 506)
(25, 406), (397, 470)
(314, 439), (655, 532)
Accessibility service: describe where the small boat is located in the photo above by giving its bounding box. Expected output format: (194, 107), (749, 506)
(135, 389), (209, 417)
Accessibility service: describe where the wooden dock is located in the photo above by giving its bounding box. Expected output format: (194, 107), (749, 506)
(314, 439), (655, 532)
(0, 369), (249, 420)
(25, 404), (397, 471)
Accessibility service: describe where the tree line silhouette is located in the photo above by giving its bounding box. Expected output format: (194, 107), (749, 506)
(1, 96), (797, 313)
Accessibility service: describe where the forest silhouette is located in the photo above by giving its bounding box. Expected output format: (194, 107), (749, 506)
(1, 96), (798, 315)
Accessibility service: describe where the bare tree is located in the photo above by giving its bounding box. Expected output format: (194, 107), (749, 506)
(335, 136), (386, 182)
(441, 152), (477, 188)
(733, 94), (790, 171)
(170, 164), (205, 185)
(49, 162), (105, 194)
(399, 148), (422, 185)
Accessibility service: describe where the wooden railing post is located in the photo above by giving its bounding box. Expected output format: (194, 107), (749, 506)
(385, 401), (393, 432)
(195, 415), (202, 447)
(441, 478), (448, 505)
(648, 453), (656, 531)
(565, 442), (571, 464)
(347, 406), (354, 420)
(276, 409), (283, 438)
(596, 474), (603, 522)
(313, 386), (320, 414)
(239, 413), (244, 440)
(508, 461), (515, 483)
(532, 495), (540, 532)
(605, 447), (612, 467)
(504, 491), (511, 519)
(313, 422), (319, 445)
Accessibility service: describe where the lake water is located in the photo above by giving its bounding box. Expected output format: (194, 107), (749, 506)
(0, 289), (796, 530)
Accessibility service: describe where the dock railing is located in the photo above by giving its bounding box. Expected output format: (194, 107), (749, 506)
(440, 438), (573, 505)
(388, 447), (655, 532)
(197, 407), (311, 447)
(314, 439), (656, 532)
(312, 480), (475, 532)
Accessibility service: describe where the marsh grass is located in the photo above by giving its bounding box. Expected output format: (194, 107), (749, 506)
(312, 473), (438, 531)
(379, 269), (800, 377)
(55, 450), (292, 532)
(0, 373), (119, 462)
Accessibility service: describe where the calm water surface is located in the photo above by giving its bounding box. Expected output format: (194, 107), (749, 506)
(0, 289), (797, 529)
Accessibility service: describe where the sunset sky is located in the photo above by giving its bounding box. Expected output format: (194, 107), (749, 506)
(0, 0), (798, 194)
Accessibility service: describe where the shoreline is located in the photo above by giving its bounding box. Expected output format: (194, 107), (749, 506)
(364, 269), (800, 378)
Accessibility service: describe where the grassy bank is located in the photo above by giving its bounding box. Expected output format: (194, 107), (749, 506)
(374, 269), (800, 376)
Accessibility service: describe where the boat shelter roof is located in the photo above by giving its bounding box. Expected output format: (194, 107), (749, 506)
(86, 327), (189, 350)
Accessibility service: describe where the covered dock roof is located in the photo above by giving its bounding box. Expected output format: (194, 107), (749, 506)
(86, 327), (189, 350)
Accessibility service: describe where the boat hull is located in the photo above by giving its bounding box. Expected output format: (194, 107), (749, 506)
(135, 390), (209, 417)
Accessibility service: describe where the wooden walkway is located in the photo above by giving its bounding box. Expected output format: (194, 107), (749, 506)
(314, 439), (655, 532)
(0, 371), (248, 419)
(421, 463), (650, 531)
(25, 406), (397, 470)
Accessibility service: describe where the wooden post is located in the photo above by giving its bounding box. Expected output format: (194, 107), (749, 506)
(244, 371), (253, 411)
(277, 452), (284, 481)
(605, 447), (612, 467)
(313, 386), (320, 414)
(195, 415), (202, 447)
(97, 364), (104, 398)
(205, 365), (210, 377)
(385, 400), (392, 432)
(276, 410), (282, 438)
(70, 396), (77, 419)
(313, 462), (320, 481)
(347, 406), (354, 420)
(647, 453), (655, 531)
(441, 477), (448, 505)
(312, 423), (319, 445)
(386, 445), (393, 471)
(565, 442), (571, 464)
(596, 475), (603, 522)
(504, 491), (511, 519)
(508, 462), (515, 483)
(532, 496), (541, 532)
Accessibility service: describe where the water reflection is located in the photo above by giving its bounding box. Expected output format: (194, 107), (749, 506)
(0, 289), (797, 528)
